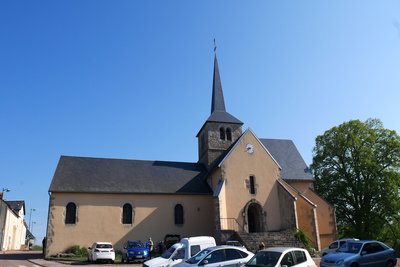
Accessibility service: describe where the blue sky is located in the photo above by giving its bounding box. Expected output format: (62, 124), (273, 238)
(1, 1), (399, 245)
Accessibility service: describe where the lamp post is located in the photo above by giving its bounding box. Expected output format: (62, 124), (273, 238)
(29, 208), (36, 231)
(1, 188), (10, 199)
(31, 221), (36, 235)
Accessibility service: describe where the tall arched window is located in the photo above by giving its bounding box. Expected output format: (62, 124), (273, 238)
(219, 127), (226, 140)
(226, 128), (232, 141)
(65, 202), (76, 224)
(174, 204), (184, 225)
(122, 203), (133, 224)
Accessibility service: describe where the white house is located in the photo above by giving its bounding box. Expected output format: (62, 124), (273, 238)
(0, 193), (27, 251)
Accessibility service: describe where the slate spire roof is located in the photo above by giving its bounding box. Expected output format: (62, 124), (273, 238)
(211, 54), (226, 113)
(197, 54), (243, 137)
(206, 54), (242, 125)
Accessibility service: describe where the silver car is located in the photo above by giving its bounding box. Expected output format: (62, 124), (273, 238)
(321, 238), (359, 256)
(320, 240), (397, 267)
(174, 245), (254, 267)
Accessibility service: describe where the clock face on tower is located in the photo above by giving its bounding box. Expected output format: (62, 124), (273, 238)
(246, 144), (254, 154)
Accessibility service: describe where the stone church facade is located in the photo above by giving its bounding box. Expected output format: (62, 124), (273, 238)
(45, 54), (337, 256)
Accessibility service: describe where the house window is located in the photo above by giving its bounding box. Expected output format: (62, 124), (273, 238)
(226, 128), (232, 141)
(249, 176), (256, 195)
(65, 202), (76, 224)
(219, 127), (226, 140)
(122, 203), (133, 224)
(174, 204), (184, 225)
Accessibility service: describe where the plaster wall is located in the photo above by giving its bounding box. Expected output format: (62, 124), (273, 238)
(303, 189), (337, 248)
(218, 131), (282, 231)
(46, 193), (214, 256)
(296, 196), (317, 248)
(2, 207), (26, 251)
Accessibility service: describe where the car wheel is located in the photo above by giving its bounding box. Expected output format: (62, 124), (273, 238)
(386, 261), (394, 267)
(322, 253), (327, 256)
(350, 263), (359, 267)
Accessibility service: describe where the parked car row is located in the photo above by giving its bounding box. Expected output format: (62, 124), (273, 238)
(85, 236), (397, 267)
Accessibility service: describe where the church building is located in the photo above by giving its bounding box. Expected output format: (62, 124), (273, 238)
(46, 54), (337, 256)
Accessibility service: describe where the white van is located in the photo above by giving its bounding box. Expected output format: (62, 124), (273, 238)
(143, 236), (216, 267)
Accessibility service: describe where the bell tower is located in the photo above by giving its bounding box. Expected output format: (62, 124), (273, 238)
(197, 54), (243, 169)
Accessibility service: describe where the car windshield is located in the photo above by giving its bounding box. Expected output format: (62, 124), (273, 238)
(186, 248), (212, 264)
(337, 242), (362, 254)
(162, 246), (177, 259)
(246, 251), (281, 267)
(96, 244), (113, 249)
(128, 242), (146, 248)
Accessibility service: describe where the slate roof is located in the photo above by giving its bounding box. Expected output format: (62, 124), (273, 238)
(197, 55), (242, 136)
(49, 156), (212, 194)
(260, 139), (313, 181)
(6, 200), (25, 216)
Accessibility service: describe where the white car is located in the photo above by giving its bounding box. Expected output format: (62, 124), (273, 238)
(88, 241), (115, 263)
(246, 247), (317, 267)
(321, 238), (359, 256)
(174, 245), (254, 267)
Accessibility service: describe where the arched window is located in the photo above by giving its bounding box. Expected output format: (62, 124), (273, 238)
(65, 202), (76, 224)
(219, 127), (226, 140)
(122, 203), (133, 224)
(226, 128), (232, 141)
(174, 204), (184, 225)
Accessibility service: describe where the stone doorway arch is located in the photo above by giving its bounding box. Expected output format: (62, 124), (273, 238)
(243, 199), (266, 233)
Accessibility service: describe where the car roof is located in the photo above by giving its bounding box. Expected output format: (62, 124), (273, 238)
(208, 245), (249, 251)
(261, 247), (308, 253)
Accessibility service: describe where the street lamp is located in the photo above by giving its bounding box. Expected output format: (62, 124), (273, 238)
(31, 221), (36, 235)
(2, 188), (10, 199)
(29, 208), (36, 231)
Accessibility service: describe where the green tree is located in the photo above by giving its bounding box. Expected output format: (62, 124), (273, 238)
(312, 119), (400, 240)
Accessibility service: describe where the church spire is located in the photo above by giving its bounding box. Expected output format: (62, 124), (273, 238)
(211, 54), (226, 113)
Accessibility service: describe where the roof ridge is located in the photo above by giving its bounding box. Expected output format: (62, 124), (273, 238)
(60, 155), (200, 165)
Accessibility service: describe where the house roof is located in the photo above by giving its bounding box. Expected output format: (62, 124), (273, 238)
(49, 156), (212, 194)
(6, 200), (25, 216)
(260, 139), (313, 181)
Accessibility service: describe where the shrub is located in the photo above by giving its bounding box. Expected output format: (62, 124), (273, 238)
(293, 229), (315, 254)
(65, 245), (88, 256)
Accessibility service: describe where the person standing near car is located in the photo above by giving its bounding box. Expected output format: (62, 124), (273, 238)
(148, 237), (154, 258)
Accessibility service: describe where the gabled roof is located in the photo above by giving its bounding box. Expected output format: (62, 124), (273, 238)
(6, 200), (25, 216)
(26, 228), (35, 240)
(260, 139), (313, 181)
(212, 134), (313, 181)
(217, 128), (281, 169)
(49, 156), (212, 195)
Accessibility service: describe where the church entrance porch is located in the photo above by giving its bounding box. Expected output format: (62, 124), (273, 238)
(244, 200), (266, 233)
